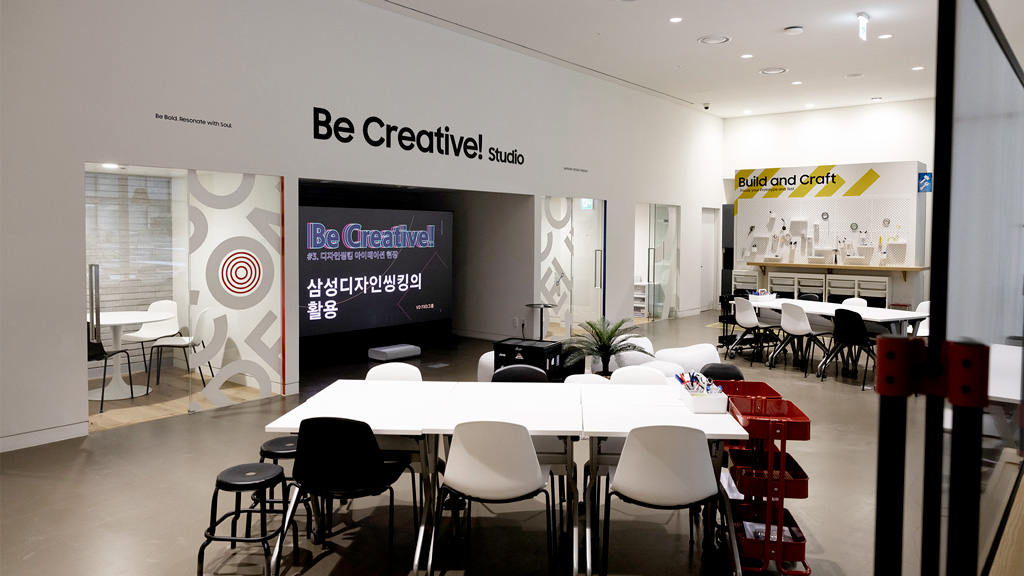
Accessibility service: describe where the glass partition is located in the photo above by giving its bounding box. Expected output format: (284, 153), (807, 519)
(84, 164), (282, 429)
(539, 196), (605, 339)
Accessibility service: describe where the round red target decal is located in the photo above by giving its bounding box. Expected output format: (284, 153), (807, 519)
(220, 250), (262, 295)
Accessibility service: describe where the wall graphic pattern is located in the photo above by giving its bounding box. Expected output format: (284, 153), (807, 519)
(539, 197), (573, 338)
(188, 170), (282, 408)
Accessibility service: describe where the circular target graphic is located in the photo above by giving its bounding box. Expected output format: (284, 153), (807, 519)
(220, 250), (262, 295)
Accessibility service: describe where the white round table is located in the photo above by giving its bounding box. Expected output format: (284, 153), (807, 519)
(88, 310), (175, 401)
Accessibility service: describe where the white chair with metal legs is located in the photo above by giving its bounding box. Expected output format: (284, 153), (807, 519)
(770, 302), (832, 377)
(365, 360), (424, 526)
(597, 425), (737, 576)
(147, 308), (215, 390)
(427, 421), (553, 575)
(121, 300), (180, 373)
(728, 298), (781, 366)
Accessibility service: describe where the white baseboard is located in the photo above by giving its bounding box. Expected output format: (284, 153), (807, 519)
(1, 421), (89, 453)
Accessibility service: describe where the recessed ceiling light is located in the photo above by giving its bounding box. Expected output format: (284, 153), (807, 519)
(878, 34), (893, 39)
(783, 26), (804, 36)
(845, 73), (864, 79)
(743, 110), (752, 115)
(698, 35), (731, 45)
(759, 67), (788, 75)
(101, 163), (119, 169)
(806, 104), (816, 108)
(741, 54), (753, 59)
(871, 97), (883, 101)
(669, 17), (683, 23)
(791, 81), (803, 85)
(911, 66), (924, 71)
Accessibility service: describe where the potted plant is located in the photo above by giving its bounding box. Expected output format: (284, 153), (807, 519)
(561, 316), (652, 376)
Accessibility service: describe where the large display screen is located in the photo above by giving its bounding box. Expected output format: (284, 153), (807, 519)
(299, 206), (452, 335)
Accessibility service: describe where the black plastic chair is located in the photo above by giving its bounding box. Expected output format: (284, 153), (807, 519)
(491, 364), (549, 382)
(87, 323), (134, 413)
(699, 362), (745, 381)
(278, 417), (410, 574)
(818, 308), (877, 388)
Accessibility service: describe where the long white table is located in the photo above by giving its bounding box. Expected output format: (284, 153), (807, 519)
(987, 344), (1022, 448)
(748, 297), (928, 335)
(265, 378), (748, 576)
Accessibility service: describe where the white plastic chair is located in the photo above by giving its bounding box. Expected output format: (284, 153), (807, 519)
(909, 301), (930, 336)
(365, 362), (422, 381)
(639, 359), (685, 376)
(476, 351), (495, 382)
(427, 421), (552, 574)
(843, 297), (868, 307)
(364, 360), (424, 524)
(146, 308), (215, 390)
(121, 300), (180, 372)
(773, 302), (832, 377)
(609, 365), (667, 385)
(599, 425), (733, 574)
(564, 373), (609, 384)
(607, 336), (655, 372)
(654, 342), (720, 372)
(728, 298), (781, 366)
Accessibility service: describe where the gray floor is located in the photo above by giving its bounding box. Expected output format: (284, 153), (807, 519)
(0, 311), (927, 575)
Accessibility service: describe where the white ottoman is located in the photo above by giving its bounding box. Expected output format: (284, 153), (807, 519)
(655, 343), (721, 373)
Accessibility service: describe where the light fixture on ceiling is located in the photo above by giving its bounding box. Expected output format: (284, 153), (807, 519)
(857, 12), (869, 41)
(791, 81), (803, 85)
(878, 34), (892, 39)
(845, 73), (864, 79)
(698, 35), (730, 45)
(743, 110), (752, 115)
(806, 104), (816, 108)
(669, 17), (683, 23)
(741, 54), (753, 59)
(783, 26), (804, 36)
(911, 66), (924, 71)
(759, 67), (787, 75)
(101, 163), (119, 169)
(871, 97), (883, 102)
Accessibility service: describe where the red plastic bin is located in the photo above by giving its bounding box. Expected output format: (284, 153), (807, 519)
(731, 500), (808, 565)
(716, 380), (782, 399)
(728, 448), (809, 499)
(729, 397), (811, 441)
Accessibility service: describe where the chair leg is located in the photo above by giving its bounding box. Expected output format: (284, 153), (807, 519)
(388, 486), (394, 576)
(426, 488), (446, 576)
(139, 342), (148, 373)
(601, 489), (612, 576)
(100, 359), (108, 413)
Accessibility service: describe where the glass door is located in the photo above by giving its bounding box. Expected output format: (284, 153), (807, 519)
(185, 170), (284, 411)
(539, 196), (605, 339)
(646, 204), (679, 322)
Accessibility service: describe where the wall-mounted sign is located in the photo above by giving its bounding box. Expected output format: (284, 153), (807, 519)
(312, 106), (525, 166)
(918, 173), (932, 192)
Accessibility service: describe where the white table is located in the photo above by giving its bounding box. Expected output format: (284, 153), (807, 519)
(265, 378), (748, 576)
(748, 297), (928, 335)
(88, 310), (175, 401)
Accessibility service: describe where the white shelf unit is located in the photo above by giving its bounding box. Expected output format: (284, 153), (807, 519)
(768, 272), (826, 300)
(732, 270), (759, 294)
(633, 282), (648, 317)
(825, 274), (891, 307)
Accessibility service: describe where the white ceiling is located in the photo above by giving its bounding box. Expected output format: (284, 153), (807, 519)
(363, 0), (1022, 119)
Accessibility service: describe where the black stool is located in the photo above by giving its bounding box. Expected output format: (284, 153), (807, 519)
(198, 462), (297, 576)
(258, 436), (312, 536)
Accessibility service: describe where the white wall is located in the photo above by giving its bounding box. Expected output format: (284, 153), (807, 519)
(0, 0), (723, 450)
(723, 99), (936, 174)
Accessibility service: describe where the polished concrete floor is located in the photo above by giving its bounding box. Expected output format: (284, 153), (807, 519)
(0, 311), (932, 576)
